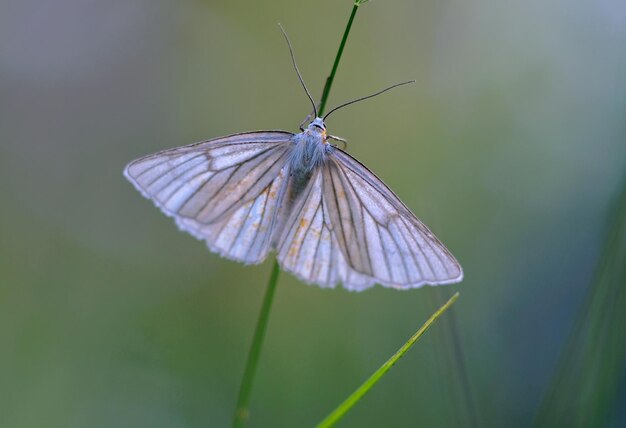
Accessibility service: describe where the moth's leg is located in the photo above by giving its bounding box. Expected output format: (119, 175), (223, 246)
(328, 134), (348, 150)
(299, 111), (314, 131)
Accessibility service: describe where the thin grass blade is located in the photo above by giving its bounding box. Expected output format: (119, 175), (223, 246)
(316, 292), (460, 428)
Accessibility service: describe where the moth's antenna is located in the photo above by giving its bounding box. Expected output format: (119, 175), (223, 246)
(323, 80), (415, 121)
(278, 24), (318, 118)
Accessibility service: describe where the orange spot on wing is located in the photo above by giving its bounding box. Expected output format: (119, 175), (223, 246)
(287, 219), (310, 260)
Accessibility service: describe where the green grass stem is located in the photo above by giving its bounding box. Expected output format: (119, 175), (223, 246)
(318, 0), (368, 117)
(233, 2), (369, 425)
(232, 261), (280, 427)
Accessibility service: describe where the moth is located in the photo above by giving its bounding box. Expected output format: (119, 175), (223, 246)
(124, 31), (463, 291)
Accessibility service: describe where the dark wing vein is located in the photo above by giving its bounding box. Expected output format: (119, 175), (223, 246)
(199, 147), (289, 223)
(139, 153), (205, 185)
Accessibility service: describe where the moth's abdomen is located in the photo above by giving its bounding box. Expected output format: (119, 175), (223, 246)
(290, 167), (314, 199)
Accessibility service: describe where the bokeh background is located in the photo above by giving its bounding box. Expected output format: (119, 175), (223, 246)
(1, 1), (625, 427)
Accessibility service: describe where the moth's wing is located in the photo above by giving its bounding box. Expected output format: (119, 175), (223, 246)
(124, 131), (294, 264)
(323, 149), (463, 290)
(277, 148), (463, 291)
(276, 168), (373, 289)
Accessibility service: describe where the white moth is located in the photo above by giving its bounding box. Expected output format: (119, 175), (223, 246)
(124, 32), (463, 291)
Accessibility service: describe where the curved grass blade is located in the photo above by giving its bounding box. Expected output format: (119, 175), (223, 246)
(316, 292), (460, 428)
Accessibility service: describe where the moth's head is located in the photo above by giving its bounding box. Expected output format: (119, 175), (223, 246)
(307, 117), (327, 136)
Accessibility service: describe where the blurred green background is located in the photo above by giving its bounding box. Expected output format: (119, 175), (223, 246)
(1, 1), (625, 427)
